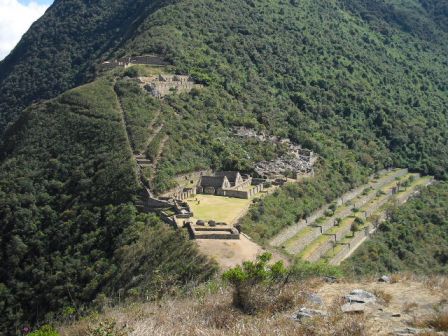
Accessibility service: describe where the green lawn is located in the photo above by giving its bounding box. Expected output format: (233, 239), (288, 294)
(186, 194), (252, 224)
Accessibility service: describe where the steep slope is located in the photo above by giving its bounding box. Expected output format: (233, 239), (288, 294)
(0, 0), (173, 136)
(0, 78), (216, 334)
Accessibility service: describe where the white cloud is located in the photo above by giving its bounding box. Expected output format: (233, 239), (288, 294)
(0, 0), (49, 60)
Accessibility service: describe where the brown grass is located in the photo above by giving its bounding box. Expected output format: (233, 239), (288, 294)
(372, 289), (392, 306)
(59, 280), (367, 336)
(427, 312), (448, 331)
(403, 302), (418, 314)
(411, 312), (448, 332)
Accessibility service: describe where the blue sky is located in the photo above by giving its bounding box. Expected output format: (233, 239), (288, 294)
(20, 0), (53, 4)
(0, 0), (54, 60)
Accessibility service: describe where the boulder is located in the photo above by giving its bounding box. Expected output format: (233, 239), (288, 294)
(307, 293), (324, 306)
(345, 289), (376, 304)
(323, 276), (338, 283)
(292, 308), (328, 321)
(379, 275), (391, 283)
(341, 303), (365, 313)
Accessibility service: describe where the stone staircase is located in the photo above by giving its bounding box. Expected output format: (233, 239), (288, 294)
(135, 153), (152, 167)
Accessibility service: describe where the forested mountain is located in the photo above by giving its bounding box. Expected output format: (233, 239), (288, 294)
(0, 0), (174, 136)
(0, 0), (447, 333)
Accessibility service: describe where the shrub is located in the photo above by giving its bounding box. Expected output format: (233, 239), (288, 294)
(29, 325), (59, 336)
(222, 253), (288, 313)
(122, 67), (139, 78)
(351, 222), (360, 235)
(373, 289), (392, 305)
(324, 209), (334, 217)
(362, 187), (371, 195)
(87, 319), (130, 336)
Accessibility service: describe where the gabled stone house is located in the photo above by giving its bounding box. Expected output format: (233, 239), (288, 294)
(215, 171), (244, 187)
(197, 176), (232, 195)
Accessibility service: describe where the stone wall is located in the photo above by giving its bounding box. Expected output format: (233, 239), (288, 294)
(188, 224), (240, 240)
(270, 168), (407, 247)
(307, 237), (336, 262)
(172, 188), (196, 201)
(128, 55), (167, 66)
(146, 82), (201, 98)
(99, 55), (168, 70)
(160, 212), (178, 229)
(219, 184), (264, 199)
(287, 226), (322, 253)
(329, 225), (372, 265)
(232, 178), (252, 191)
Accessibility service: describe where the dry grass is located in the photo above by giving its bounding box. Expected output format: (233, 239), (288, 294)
(426, 312), (448, 331)
(59, 281), (367, 336)
(403, 302), (418, 314)
(372, 289), (392, 306)
(59, 275), (448, 336)
(411, 312), (448, 332)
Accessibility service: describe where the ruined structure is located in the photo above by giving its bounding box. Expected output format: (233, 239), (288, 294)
(99, 55), (168, 70)
(187, 220), (240, 240)
(234, 127), (317, 179)
(196, 171), (258, 199)
(136, 74), (202, 98)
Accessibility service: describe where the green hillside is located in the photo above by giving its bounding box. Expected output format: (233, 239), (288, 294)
(0, 0), (447, 333)
(0, 0), (174, 135)
(0, 78), (216, 333)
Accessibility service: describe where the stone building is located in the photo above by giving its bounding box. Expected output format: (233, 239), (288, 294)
(197, 175), (232, 195)
(196, 171), (255, 197)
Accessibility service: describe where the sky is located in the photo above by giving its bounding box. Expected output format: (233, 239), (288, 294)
(0, 0), (53, 60)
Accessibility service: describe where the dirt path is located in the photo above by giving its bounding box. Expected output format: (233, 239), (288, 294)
(196, 235), (288, 270)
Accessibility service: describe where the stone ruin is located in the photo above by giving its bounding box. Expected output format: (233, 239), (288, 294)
(135, 74), (202, 98)
(196, 171), (265, 199)
(186, 219), (240, 240)
(99, 54), (169, 70)
(234, 127), (317, 179)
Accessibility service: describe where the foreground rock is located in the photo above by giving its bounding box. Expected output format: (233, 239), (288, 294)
(379, 275), (391, 283)
(341, 302), (366, 313)
(345, 289), (376, 304)
(292, 308), (328, 321)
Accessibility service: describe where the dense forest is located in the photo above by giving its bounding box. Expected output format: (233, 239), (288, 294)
(344, 182), (448, 275)
(0, 0), (447, 333)
(0, 79), (215, 333)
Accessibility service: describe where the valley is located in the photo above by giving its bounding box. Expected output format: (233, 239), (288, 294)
(0, 0), (447, 334)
